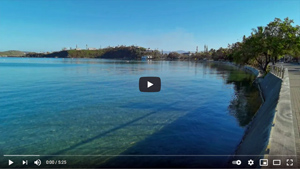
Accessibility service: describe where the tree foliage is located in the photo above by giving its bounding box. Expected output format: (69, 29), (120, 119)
(167, 52), (181, 59)
(231, 17), (300, 72)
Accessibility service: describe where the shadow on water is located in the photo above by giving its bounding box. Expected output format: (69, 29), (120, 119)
(99, 108), (232, 168)
(37, 101), (186, 165)
(47, 111), (158, 155)
(97, 62), (262, 168)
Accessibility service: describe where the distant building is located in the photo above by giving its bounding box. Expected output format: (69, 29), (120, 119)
(141, 55), (153, 60)
(146, 49), (157, 53)
(183, 52), (192, 56)
(88, 48), (97, 50)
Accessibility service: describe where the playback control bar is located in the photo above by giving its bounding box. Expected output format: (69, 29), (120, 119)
(1, 155), (297, 168)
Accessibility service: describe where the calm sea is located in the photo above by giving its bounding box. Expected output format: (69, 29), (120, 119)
(0, 58), (261, 168)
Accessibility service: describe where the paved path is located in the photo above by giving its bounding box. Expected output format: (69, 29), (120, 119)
(279, 63), (300, 166)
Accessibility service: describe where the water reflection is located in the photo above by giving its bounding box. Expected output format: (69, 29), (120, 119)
(206, 62), (262, 127)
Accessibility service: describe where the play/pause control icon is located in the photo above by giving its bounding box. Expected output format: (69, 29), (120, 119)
(8, 160), (14, 166)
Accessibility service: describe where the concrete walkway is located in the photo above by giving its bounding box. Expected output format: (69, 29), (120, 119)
(279, 63), (300, 166)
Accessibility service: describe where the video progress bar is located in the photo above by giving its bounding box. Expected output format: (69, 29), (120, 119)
(3, 155), (297, 157)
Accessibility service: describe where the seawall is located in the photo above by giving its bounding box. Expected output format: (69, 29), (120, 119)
(243, 65), (260, 77)
(231, 68), (297, 168)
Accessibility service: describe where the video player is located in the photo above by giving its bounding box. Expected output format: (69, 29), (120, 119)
(0, 0), (299, 168)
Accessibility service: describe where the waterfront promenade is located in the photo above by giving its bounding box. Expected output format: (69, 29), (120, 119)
(285, 63), (300, 166)
(277, 63), (300, 166)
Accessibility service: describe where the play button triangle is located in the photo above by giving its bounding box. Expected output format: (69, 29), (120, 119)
(8, 160), (14, 166)
(147, 81), (153, 88)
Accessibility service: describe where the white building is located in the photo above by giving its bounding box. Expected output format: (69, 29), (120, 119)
(182, 52), (192, 56)
(141, 55), (153, 60)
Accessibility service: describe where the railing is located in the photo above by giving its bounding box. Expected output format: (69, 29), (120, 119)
(269, 65), (285, 79)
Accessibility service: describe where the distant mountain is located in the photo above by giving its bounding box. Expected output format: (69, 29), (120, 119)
(175, 50), (187, 54)
(163, 50), (195, 54)
(0, 50), (26, 56)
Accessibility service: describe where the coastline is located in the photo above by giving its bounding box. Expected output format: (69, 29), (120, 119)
(231, 65), (296, 167)
(229, 72), (280, 167)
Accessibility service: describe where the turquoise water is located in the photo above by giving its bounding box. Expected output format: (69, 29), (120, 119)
(0, 58), (261, 167)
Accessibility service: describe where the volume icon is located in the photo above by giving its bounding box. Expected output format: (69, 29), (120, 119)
(34, 159), (41, 166)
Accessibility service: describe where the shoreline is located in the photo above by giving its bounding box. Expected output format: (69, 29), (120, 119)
(231, 65), (297, 167)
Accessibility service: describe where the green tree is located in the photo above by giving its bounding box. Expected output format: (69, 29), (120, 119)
(233, 17), (300, 72)
(167, 52), (181, 59)
(265, 18), (300, 64)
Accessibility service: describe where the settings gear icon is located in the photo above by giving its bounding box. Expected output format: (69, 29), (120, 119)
(248, 159), (254, 166)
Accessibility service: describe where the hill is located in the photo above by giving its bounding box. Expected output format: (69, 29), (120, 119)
(0, 50), (26, 56)
(25, 46), (162, 59)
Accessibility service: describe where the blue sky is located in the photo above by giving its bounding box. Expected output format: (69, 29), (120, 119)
(0, 0), (299, 52)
